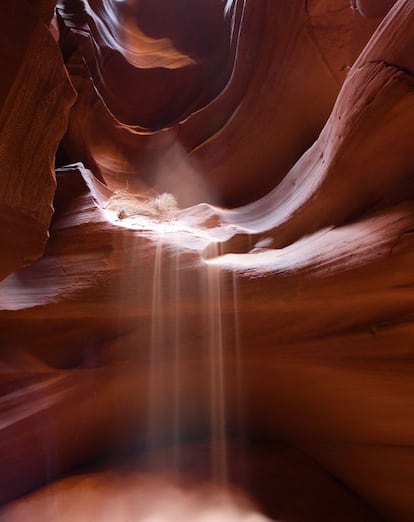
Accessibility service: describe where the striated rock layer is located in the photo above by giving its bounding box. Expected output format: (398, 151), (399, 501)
(1, 1), (414, 521)
(0, 1), (75, 281)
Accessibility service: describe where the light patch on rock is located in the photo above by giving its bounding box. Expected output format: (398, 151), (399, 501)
(105, 191), (179, 222)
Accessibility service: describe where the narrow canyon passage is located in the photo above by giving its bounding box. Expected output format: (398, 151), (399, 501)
(1, 1), (414, 521)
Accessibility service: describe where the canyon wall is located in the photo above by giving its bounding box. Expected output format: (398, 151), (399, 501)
(1, 1), (414, 521)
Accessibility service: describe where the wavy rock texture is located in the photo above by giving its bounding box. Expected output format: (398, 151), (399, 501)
(1, 1), (414, 521)
(57, 0), (386, 206)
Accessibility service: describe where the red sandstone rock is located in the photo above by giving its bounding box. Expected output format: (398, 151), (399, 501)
(1, 1), (414, 521)
(1, 164), (414, 519)
(58, 0), (382, 206)
(0, 443), (381, 522)
(356, 0), (398, 18)
(28, 0), (58, 25)
(57, 0), (235, 129)
(214, 0), (414, 253)
(0, 1), (75, 281)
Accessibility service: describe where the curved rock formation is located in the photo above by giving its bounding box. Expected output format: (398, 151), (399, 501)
(58, 0), (386, 206)
(1, 1), (414, 521)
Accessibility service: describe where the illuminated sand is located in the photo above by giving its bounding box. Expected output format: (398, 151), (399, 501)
(0, 474), (272, 522)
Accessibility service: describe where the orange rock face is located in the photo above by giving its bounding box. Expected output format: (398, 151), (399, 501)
(1, 1), (414, 521)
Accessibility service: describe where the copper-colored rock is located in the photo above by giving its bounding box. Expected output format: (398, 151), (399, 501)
(1, 1), (414, 521)
(0, 443), (381, 522)
(214, 0), (414, 252)
(0, 1), (76, 281)
(28, 0), (58, 25)
(1, 166), (414, 520)
(356, 0), (398, 18)
(58, 0), (382, 206)
(57, 0), (235, 129)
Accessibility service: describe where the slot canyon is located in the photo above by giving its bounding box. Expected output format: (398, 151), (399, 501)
(1, 0), (414, 520)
